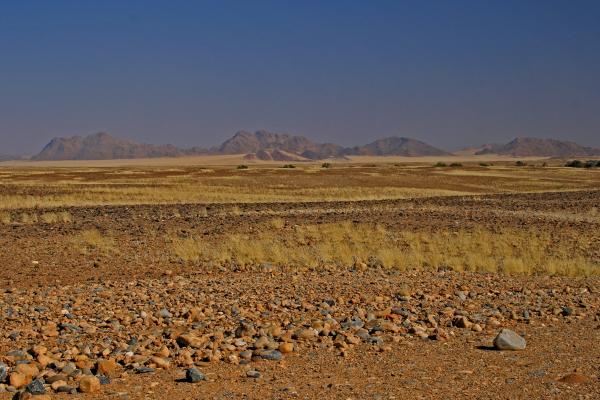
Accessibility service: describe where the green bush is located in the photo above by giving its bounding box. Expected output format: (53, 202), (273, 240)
(321, 162), (331, 168)
(479, 162), (491, 167)
(565, 160), (584, 168)
(515, 161), (527, 166)
(434, 162), (447, 167)
(237, 165), (248, 169)
(282, 164), (296, 169)
(449, 163), (463, 167)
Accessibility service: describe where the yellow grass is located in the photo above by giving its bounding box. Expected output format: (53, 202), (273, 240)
(168, 222), (598, 276)
(0, 154), (550, 168)
(0, 211), (73, 224)
(73, 229), (116, 254)
(0, 163), (598, 209)
(0, 211), (10, 224)
(40, 211), (73, 224)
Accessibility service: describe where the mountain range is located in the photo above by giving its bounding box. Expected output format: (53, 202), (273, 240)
(474, 137), (600, 157)
(24, 131), (600, 161)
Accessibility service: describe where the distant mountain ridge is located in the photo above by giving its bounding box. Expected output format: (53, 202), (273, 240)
(345, 137), (449, 156)
(217, 130), (345, 159)
(32, 130), (450, 161)
(475, 137), (600, 157)
(32, 132), (207, 161)
(30, 131), (600, 161)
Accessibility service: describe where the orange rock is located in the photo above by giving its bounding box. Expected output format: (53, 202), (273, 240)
(150, 356), (170, 369)
(278, 342), (294, 353)
(176, 333), (206, 348)
(32, 345), (47, 356)
(18, 393), (51, 400)
(15, 363), (39, 378)
(78, 376), (101, 393)
(559, 373), (591, 384)
(75, 359), (94, 370)
(51, 380), (68, 390)
(9, 372), (31, 388)
(187, 307), (204, 322)
(156, 345), (170, 358)
(37, 354), (53, 368)
(96, 359), (118, 377)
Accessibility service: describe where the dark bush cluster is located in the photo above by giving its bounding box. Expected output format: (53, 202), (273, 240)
(236, 165), (248, 169)
(565, 160), (600, 168)
(282, 164), (296, 169)
(434, 162), (462, 167)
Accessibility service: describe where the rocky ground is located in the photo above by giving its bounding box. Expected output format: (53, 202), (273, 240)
(0, 268), (599, 399)
(0, 189), (599, 399)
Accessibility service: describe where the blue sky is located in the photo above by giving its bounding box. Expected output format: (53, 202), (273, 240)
(1, 0), (600, 153)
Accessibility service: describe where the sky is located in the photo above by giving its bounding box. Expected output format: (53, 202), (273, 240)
(1, 0), (600, 154)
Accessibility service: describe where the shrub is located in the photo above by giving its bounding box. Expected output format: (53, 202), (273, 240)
(515, 161), (527, 166)
(449, 163), (462, 167)
(236, 165), (248, 170)
(479, 162), (491, 167)
(434, 162), (447, 167)
(282, 164), (296, 169)
(565, 160), (584, 168)
(321, 162), (331, 168)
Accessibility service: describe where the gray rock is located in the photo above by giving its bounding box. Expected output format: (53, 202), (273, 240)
(61, 362), (77, 374)
(26, 379), (45, 395)
(185, 368), (205, 383)
(56, 385), (76, 393)
(493, 328), (526, 351)
(158, 309), (172, 318)
(135, 367), (155, 374)
(6, 350), (27, 359)
(246, 370), (261, 379)
(59, 322), (82, 332)
(0, 363), (7, 383)
(252, 350), (282, 361)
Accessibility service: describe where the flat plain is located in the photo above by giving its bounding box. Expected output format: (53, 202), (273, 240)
(0, 159), (599, 399)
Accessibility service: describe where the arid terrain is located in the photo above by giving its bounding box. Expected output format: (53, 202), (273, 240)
(0, 160), (599, 399)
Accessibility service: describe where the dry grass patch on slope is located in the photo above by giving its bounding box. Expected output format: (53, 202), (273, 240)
(169, 222), (598, 276)
(0, 211), (73, 224)
(73, 229), (117, 255)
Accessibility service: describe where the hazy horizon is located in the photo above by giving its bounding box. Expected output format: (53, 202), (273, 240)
(2, 1), (600, 154)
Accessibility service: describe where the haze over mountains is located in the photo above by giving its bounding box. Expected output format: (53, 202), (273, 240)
(22, 131), (600, 161)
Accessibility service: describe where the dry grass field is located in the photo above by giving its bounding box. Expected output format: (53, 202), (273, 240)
(0, 159), (599, 399)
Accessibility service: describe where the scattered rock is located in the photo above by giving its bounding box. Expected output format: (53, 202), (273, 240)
(558, 373), (591, 384)
(78, 376), (101, 393)
(493, 329), (526, 351)
(278, 342), (294, 354)
(0, 363), (7, 383)
(246, 370), (261, 379)
(25, 378), (45, 395)
(185, 368), (206, 383)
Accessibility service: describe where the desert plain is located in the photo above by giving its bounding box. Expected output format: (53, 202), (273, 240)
(0, 157), (598, 399)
